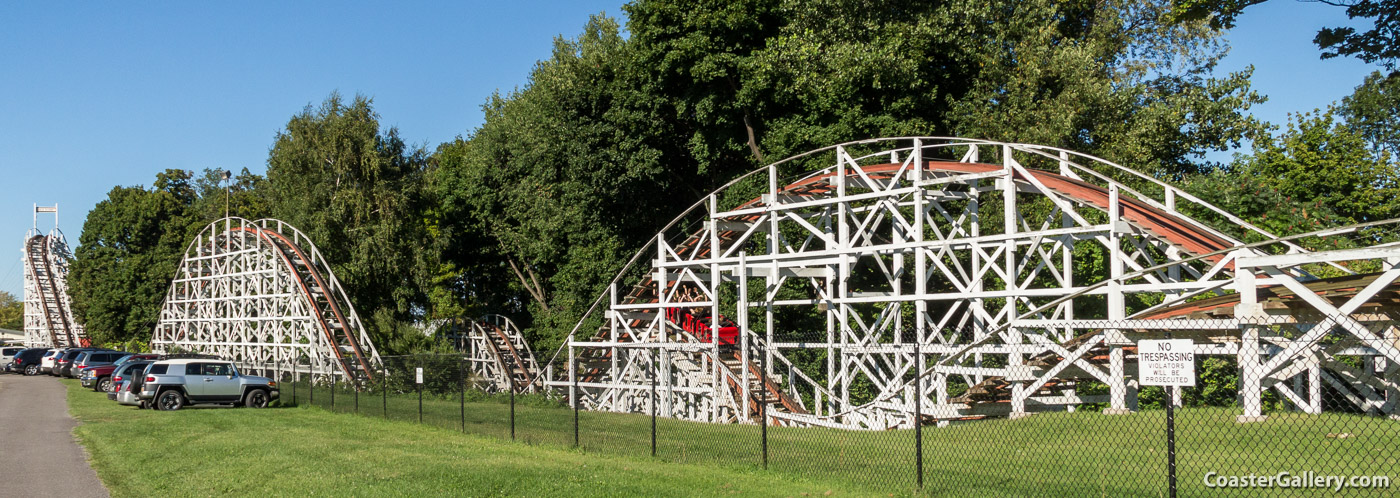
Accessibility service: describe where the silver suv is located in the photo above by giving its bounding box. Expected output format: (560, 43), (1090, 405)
(138, 359), (279, 410)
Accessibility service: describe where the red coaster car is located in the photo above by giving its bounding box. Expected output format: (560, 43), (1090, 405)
(666, 307), (739, 346)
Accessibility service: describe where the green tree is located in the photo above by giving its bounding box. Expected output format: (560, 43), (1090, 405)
(69, 169), (200, 346)
(1230, 108), (1399, 225)
(265, 93), (434, 353)
(1314, 0), (1400, 71)
(0, 290), (22, 330)
(1181, 162), (1349, 241)
(192, 167), (271, 223)
(426, 138), (525, 319)
(435, 17), (658, 351)
(627, 0), (1263, 178)
(439, 0), (1266, 349)
(1340, 70), (1400, 156)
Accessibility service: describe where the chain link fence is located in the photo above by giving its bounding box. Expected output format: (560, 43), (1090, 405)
(255, 313), (1398, 496)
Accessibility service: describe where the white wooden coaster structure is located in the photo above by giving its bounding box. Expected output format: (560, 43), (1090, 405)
(554, 137), (1400, 430)
(149, 217), (381, 384)
(22, 204), (87, 348)
(440, 314), (544, 393)
(1231, 247), (1400, 422)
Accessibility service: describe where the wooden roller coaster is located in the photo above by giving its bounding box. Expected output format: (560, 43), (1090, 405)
(557, 137), (1400, 429)
(21, 205), (86, 348)
(150, 218), (380, 384)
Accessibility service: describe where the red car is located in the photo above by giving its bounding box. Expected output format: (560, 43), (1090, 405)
(665, 307), (740, 346)
(85, 354), (160, 392)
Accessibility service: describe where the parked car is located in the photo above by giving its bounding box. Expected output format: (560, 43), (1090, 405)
(110, 361), (153, 404)
(118, 366), (154, 407)
(40, 348), (63, 374)
(63, 351), (93, 378)
(139, 359), (278, 410)
(0, 346), (25, 370)
(56, 348), (111, 378)
(75, 351), (131, 386)
(109, 379), (126, 402)
(11, 348), (50, 375)
(84, 354), (158, 392)
(3, 348), (24, 373)
(51, 349), (81, 377)
(156, 353), (222, 361)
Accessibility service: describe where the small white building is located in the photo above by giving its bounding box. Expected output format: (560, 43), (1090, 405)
(0, 328), (24, 344)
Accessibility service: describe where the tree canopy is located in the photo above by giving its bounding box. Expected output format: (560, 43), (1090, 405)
(0, 291), (22, 330)
(1210, 108), (1399, 226)
(430, 0), (1266, 350)
(264, 92), (437, 352)
(69, 170), (202, 346)
(60, 0), (1393, 358)
(1340, 70), (1400, 156)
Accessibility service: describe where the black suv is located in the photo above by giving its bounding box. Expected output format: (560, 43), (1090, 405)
(10, 348), (48, 376)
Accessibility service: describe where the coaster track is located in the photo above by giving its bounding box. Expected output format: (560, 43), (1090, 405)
(441, 315), (542, 393)
(22, 224), (86, 348)
(558, 137), (1400, 429)
(150, 217), (380, 383)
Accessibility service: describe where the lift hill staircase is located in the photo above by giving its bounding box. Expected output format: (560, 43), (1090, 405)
(24, 235), (86, 347)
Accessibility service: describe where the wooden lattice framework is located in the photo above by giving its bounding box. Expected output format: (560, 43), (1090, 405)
(150, 217), (380, 381)
(440, 314), (544, 393)
(555, 137), (1400, 429)
(22, 205), (86, 348)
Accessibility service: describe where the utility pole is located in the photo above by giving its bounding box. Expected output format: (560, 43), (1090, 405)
(223, 170), (232, 219)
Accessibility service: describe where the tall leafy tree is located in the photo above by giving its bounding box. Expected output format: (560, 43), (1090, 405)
(439, 0), (1266, 348)
(192, 167), (271, 223)
(1314, 0), (1399, 71)
(0, 291), (22, 330)
(69, 170), (200, 346)
(942, 1), (1264, 176)
(265, 93), (433, 352)
(436, 17), (662, 350)
(629, 0), (1265, 179)
(426, 138), (524, 319)
(1340, 70), (1400, 156)
(1233, 108), (1399, 224)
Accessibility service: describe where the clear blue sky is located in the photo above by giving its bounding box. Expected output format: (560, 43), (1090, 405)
(0, 1), (1387, 297)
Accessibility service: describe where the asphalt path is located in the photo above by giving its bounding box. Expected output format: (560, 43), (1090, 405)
(0, 374), (110, 497)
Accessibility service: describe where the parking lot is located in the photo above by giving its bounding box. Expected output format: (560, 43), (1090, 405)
(0, 374), (109, 497)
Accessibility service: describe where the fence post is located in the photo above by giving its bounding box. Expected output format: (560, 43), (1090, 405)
(760, 344), (768, 471)
(418, 357), (424, 424)
(572, 358), (579, 448)
(331, 363), (337, 410)
(915, 342), (923, 490)
(381, 360), (388, 419)
(292, 361), (297, 405)
(1166, 331), (1177, 498)
(309, 360), (314, 406)
(510, 382), (517, 442)
(354, 360), (359, 414)
(460, 357), (466, 433)
(651, 354), (658, 458)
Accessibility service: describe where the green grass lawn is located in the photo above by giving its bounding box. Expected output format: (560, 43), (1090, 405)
(293, 381), (1400, 496)
(64, 380), (859, 497)
(69, 379), (1400, 497)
